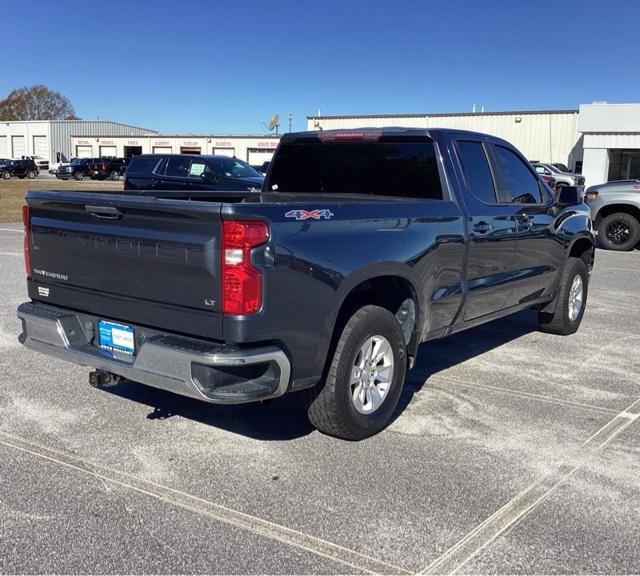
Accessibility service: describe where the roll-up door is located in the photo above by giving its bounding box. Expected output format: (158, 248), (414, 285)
(0, 136), (7, 157)
(76, 145), (93, 158)
(12, 135), (25, 158)
(99, 145), (117, 157)
(247, 149), (276, 165)
(214, 148), (235, 157)
(153, 146), (172, 154)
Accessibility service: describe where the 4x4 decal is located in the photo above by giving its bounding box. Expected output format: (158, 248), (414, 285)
(285, 209), (334, 221)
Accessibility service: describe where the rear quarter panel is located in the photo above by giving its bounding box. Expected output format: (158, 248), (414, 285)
(223, 199), (465, 386)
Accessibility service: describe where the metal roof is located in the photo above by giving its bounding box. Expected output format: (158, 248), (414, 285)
(306, 109), (579, 120)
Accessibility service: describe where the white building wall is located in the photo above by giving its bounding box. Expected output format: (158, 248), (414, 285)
(308, 111), (582, 167)
(581, 148), (609, 189)
(0, 121), (51, 158)
(70, 135), (281, 163)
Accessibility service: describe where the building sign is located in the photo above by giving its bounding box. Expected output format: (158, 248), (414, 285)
(154, 140), (171, 146)
(182, 140), (200, 146)
(127, 140), (139, 145)
(100, 140), (114, 145)
(76, 140), (90, 145)
(258, 141), (279, 148)
(214, 141), (233, 147)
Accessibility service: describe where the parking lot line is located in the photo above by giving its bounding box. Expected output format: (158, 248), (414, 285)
(0, 431), (410, 576)
(0, 252), (21, 256)
(432, 376), (620, 416)
(0, 228), (22, 233)
(419, 398), (640, 575)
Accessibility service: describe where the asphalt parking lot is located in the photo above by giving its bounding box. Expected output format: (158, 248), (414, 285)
(1, 221), (639, 574)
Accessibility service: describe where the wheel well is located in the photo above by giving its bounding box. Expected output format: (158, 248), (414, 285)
(333, 275), (418, 355)
(569, 237), (594, 270)
(594, 204), (640, 227)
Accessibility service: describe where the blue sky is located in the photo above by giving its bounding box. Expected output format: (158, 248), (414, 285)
(3, 0), (638, 134)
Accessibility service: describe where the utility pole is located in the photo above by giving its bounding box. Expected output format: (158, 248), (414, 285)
(288, 113), (293, 133)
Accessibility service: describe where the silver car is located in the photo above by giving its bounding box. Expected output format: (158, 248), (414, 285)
(533, 163), (585, 188)
(585, 180), (640, 251)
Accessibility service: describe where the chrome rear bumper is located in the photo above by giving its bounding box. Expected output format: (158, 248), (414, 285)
(17, 302), (291, 404)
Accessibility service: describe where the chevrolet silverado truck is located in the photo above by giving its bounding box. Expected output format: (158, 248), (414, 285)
(17, 128), (595, 440)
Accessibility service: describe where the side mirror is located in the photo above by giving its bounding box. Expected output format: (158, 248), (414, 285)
(555, 186), (581, 206)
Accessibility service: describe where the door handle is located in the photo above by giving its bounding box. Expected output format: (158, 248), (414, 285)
(518, 214), (533, 230)
(85, 205), (122, 220)
(472, 221), (494, 234)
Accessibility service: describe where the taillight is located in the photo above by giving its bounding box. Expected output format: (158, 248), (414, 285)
(22, 205), (32, 277)
(101, 163), (107, 171)
(221, 220), (269, 314)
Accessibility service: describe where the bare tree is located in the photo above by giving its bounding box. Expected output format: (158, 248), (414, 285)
(0, 85), (78, 121)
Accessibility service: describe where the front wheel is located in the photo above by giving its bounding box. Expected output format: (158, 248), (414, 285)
(2, 171), (10, 179)
(305, 305), (407, 440)
(597, 212), (640, 251)
(109, 170), (120, 181)
(538, 257), (589, 335)
(26, 170), (36, 179)
(74, 171), (84, 181)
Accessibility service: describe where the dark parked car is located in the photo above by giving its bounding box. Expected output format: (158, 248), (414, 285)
(88, 157), (131, 180)
(18, 128), (594, 439)
(0, 158), (39, 179)
(124, 154), (264, 191)
(56, 158), (94, 180)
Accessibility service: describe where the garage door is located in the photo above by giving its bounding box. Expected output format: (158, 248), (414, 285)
(76, 145), (93, 158)
(0, 136), (7, 158)
(214, 148), (235, 157)
(247, 149), (276, 165)
(12, 135), (25, 158)
(100, 146), (117, 157)
(33, 136), (48, 159)
(153, 146), (172, 154)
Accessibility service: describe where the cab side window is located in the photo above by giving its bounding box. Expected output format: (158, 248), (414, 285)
(456, 141), (497, 204)
(495, 146), (543, 204)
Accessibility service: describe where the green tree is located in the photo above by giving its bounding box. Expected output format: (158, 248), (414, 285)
(0, 85), (78, 120)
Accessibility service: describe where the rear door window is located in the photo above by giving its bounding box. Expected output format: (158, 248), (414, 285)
(494, 145), (543, 204)
(456, 141), (497, 204)
(267, 138), (443, 199)
(126, 156), (161, 176)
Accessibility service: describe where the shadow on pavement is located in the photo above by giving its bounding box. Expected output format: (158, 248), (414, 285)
(103, 311), (539, 441)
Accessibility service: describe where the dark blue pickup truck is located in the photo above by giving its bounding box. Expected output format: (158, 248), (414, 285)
(17, 128), (594, 439)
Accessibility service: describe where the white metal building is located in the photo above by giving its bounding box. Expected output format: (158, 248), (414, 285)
(578, 102), (640, 187)
(69, 134), (281, 165)
(307, 109), (584, 173)
(0, 120), (157, 163)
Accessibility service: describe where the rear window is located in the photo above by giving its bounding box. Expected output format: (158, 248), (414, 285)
(267, 138), (443, 199)
(127, 156), (161, 176)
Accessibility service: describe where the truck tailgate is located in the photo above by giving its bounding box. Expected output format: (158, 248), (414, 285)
(26, 191), (223, 339)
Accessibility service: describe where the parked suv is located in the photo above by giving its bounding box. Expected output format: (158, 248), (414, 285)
(56, 158), (94, 180)
(88, 157), (130, 180)
(533, 163), (585, 188)
(124, 154), (264, 192)
(585, 180), (640, 251)
(0, 158), (39, 179)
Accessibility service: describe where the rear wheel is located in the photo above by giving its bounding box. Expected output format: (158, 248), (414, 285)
(74, 171), (83, 181)
(597, 212), (640, 251)
(305, 305), (406, 440)
(109, 170), (120, 181)
(2, 171), (10, 179)
(538, 257), (588, 335)
(26, 170), (36, 179)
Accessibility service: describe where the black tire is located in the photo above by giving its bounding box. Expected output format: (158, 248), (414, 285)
(305, 305), (407, 440)
(26, 170), (36, 179)
(538, 257), (589, 335)
(2, 171), (10, 179)
(597, 212), (640, 252)
(74, 171), (84, 181)
(109, 170), (120, 181)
